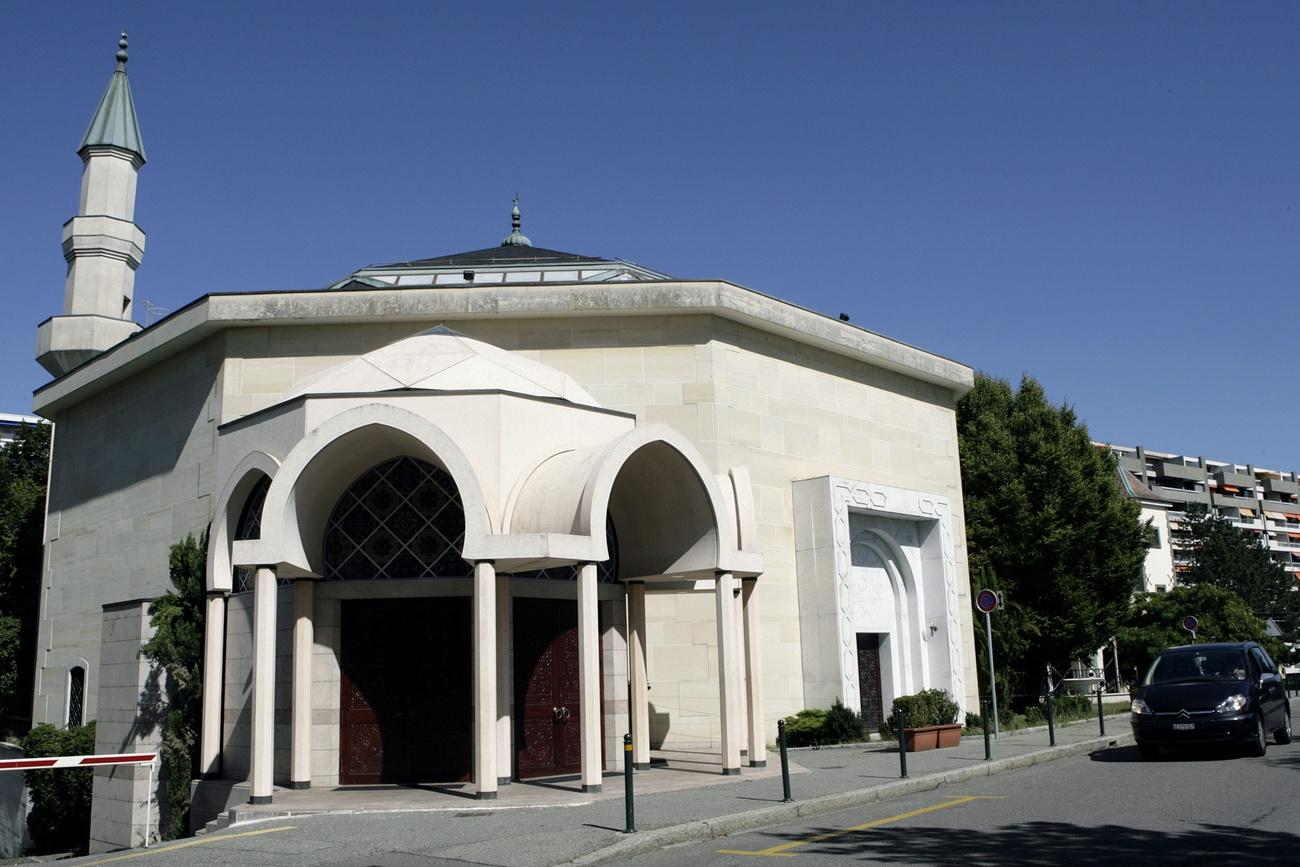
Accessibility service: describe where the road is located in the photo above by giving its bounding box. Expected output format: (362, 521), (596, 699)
(630, 742), (1300, 865)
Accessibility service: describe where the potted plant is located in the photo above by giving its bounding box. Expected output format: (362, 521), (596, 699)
(885, 689), (962, 752)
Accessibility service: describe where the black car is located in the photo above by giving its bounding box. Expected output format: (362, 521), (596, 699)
(1130, 641), (1292, 759)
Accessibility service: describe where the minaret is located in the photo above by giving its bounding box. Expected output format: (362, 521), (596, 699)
(36, 31), (146, 376)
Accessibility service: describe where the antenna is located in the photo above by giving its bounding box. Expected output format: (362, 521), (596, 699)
(140, 300), (170, 325)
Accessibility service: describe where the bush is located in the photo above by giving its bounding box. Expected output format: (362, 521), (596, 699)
(1051, 694), (1091, 719)
(963, 711), (983, 732)
(883, 689), (960, 736)
(22, 722), (96, 853)
(782, 699), (868, 747)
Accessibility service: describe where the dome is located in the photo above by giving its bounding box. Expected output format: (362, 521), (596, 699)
(286, 326), (601, 407)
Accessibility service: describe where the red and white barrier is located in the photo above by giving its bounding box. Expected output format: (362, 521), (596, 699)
(0, 753), (159, 848)
(0, 752), (156, 772)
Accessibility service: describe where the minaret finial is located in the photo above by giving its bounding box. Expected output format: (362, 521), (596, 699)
(116, 31), (128, 68)
(501, 193), (532, 247)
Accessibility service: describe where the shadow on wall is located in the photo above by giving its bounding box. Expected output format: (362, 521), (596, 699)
(648, 702), (671, 750)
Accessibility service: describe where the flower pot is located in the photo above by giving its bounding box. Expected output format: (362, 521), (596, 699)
(903, 723), (963, 752)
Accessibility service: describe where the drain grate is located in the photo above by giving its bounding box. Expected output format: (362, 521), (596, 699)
(454, 810), (494, 818)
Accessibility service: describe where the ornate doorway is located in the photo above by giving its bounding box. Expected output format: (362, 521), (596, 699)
(513, 598), (585, 779)
(339, 598), (471, 784)
(856, 633), (885, 731)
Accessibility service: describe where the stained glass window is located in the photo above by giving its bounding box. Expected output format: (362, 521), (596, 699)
(324, 457), (471, 580)
(233, 475), (272, 593)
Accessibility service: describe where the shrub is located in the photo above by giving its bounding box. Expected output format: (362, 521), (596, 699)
(963, 711), (983, 732)
(22, 722), (96, 853)
(883, 689), (960, 736)
(1051, 694), (1091, 718)
(782, 699), (867, 747)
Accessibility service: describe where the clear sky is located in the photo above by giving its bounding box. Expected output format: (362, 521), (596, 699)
(4, 2), (1297, 468)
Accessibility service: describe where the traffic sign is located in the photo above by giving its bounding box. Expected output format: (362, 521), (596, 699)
(976, 589), (999, 614)
(1182, 615), (1198, 634)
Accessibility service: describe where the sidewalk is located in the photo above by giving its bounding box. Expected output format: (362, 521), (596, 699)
(58, 715), (1132, 866)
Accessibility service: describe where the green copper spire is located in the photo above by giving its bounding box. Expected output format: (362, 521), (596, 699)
(79, 31), (146, 163)
(500, 194), (532, 247)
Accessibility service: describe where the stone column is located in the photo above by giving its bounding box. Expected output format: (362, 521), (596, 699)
(732, 583), (747, 758)
(715, 572), (742, 774)
(627, 582), (650, 769)
(577, 563), (602, 792)
(199, 592), (227, 778)
(495, 572), (512, 785)
(473, 561), (498, 800)
(250, 567), (277, 804)
(742, 578), (766, 767)
(290, 579), (314, 788)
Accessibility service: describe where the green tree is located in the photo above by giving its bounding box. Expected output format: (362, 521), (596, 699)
(139, 532), (207, 840)
(958, 374), (1148, 702)
(0, 421), (51, 724)
(1179, 505), (1300, 641)
(1116, 584), (1283, 677)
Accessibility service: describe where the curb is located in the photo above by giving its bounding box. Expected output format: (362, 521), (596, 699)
(566, 730), (1134, 865)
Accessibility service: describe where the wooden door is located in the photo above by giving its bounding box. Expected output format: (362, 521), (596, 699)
(514, 598), (584, 779)
(339, 597), (471, 785)
(856, 633), (885, 730)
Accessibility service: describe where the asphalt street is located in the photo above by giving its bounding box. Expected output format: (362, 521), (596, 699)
(630, 741), (1300, 866)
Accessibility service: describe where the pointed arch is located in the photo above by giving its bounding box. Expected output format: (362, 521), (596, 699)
(257, 404), (491, 578)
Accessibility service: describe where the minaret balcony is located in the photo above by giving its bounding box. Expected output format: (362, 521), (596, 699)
(61, 215), (146, 267)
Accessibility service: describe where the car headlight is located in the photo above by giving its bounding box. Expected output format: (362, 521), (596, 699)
(1216, 694), (1248, 714)
(1131, 699), (1152, 716)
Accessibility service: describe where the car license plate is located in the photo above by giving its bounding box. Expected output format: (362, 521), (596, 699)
(1172, 723), (1195, 731)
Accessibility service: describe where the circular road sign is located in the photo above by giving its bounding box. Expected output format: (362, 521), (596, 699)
(1182, 615), (1199, 633)
(976, 589), (999, 614)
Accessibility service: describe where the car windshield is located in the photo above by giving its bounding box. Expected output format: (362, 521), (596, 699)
(1144, 649), (1248, 685)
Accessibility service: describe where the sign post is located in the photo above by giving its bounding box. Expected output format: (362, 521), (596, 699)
(976, 589), (1000, 738)
(1182, 615), (1199, 643)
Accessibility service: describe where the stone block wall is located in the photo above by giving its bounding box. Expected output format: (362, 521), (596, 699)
(35, 336), (222, 729)
(221, 586), (293, 783)
(88, 600), (159, 854)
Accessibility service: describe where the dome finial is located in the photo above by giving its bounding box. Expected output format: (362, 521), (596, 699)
(116, 31), (129, 68)
(501, 193), (532, 247)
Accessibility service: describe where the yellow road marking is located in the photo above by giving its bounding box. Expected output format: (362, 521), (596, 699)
(718, 796), (1007, 858)
(77, 825), (297, 865)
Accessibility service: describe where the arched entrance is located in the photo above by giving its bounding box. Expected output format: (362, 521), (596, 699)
(326, 456), (473, 784)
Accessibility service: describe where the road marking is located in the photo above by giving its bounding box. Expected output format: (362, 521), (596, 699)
(76, 826), (297, 865)
(718, 796), (1007, 858)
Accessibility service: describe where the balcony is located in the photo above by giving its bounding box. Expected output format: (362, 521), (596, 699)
(1158, 461), (1207, 483)
(1213, 492), (1262, 511)
(1214, 469), (1257, 490)
(1118, 455), (1146, 475)
(1264, 477), (1300, 498)
(1153, 485), (1211, 505)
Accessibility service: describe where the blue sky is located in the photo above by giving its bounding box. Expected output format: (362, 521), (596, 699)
(5, 2), (1298, 468)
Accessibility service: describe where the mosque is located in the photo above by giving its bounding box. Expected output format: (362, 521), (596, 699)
(32, 35), (979, 851)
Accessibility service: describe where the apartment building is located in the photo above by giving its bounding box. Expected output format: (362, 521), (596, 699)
(1100, 443), (1300, 586)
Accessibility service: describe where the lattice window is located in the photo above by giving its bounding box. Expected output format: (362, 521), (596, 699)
(324, 457), (471, 580)
(511, 517), (619, 583)
(67, 666), (85, 728)
(233, 474), (272, 594)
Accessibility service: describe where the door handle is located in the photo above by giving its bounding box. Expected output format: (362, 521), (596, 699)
(563, 707), (571, 720)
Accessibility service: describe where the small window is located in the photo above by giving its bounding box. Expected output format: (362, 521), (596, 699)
(1149, 528), (1161, 548)
(67, 666), (85, 728)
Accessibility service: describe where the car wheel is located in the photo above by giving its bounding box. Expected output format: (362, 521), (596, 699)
(1137, 742), (1159, 761)
(1248, 714), (1267, 757)
(1276, 708), (1293, 746)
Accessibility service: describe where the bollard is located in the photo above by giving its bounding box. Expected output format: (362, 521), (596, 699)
(777, 718), (793, 803)
(1045, 690), (1056, 747)
(1096, 686), (1105, 736)
(897, 710), (908, 778)
(981, 699), (991, 761)
(623, 733), (635, 833)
